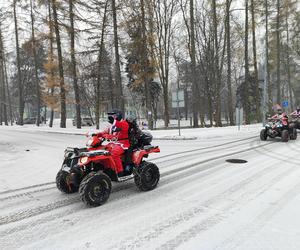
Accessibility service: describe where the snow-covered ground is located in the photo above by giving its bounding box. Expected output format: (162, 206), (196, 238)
(1, 123), (300, 250)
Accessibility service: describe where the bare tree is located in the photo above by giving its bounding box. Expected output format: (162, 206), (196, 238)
(264, 0), (271, 114)
(225, 0), (234, 125)
(96, 0), (109, 129)
(51, 0), (67, 128)
(250, 0), (260, 121)
(13, 0), (24, 125)
(111, 0), (124, 111)
(276, 0), (281, 104)
(244, 0), (250, 124)
(140, 0), (154, 129)
(189, 0), (199, 127)
(151, 0), (179, 128)
(212, 0), (222, 126)
(0, 24), (8, 125)
(68, 0), (81, 128)
(30, 0), (41, 126)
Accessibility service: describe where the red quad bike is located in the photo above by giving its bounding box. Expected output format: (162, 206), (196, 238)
(290, 113), (300, 130)
(56, 133), (160, 207)
(260, 117), (297, 142)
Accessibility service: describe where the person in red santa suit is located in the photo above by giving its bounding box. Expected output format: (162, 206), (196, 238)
(94, 109), (130, 177)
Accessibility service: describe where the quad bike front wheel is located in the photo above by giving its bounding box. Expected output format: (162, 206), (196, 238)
(79, 172), (112, 207)
(56, 170), (79, 194)
(134, 162), (160, 191)
(260, 129), (268, 141)
(281, 130), (289, 142)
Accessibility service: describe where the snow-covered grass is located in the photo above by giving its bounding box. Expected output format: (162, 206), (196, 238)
(0, 118), (262, 140)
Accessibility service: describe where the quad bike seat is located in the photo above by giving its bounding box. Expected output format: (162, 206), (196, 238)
(143, 145), (158, 151)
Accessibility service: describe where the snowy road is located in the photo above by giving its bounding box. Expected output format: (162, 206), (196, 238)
(1, 128), (300, 249)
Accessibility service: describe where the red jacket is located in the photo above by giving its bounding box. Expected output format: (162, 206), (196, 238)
(97, 119), (130, 148)
(270, 113), (288, 126)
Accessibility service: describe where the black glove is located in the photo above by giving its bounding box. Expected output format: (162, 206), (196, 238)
(108, 116), (114, 124)
(91, 133), (97, 137)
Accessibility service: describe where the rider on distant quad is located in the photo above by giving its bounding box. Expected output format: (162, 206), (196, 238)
(290, 107), (300, 118)
(94, 109), (130, 177)
(270, 108), (288, 126)
(289, 107), (300, 130)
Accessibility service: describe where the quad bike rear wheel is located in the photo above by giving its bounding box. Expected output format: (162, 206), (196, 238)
(281, 130), (289, 142)
(260, 129), (268, 141)
(290, 128), (297, 140)
(134, 162), (160, 191)
(56, 170), (78, 194)
(79, 171), (111, 207)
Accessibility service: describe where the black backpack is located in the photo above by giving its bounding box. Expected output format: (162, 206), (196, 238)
(126, 117), (142, 148)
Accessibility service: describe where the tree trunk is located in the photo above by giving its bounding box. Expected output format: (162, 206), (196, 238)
(68, 0), (81, 129)
(276, 0), (281, 105)
(250, 0), (260, 121)
(0, 25), (8, 126)
(0, 29), (8, 125)
(212, 0), (222, 127)
(225, 0), (234, 125)
(0, 22), (12, 125)
(285, 11), (293, 111)
(95, 0), (108, 130)
(111, 0), (124, 111)
(30, 0), (41, 126)
(140, 0), (153, 129)
(51, 0), (67, 128)
(190, 0), (199, 127)
(244, 0), (250, 124)
(13, 0), (24, 125)
(265, 0), (272, 114)
(48, 1), (55, 128)
(3, 50), (12, 125)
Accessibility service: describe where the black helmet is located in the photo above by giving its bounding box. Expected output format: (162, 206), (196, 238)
(107, 109), (123, 123)
(297, 106), (300, 112)
(277, 109), (282, 115)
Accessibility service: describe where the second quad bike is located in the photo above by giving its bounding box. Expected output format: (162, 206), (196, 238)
(260, 118), (297, 142)
(289, 113), (300, 130)
(56, 132), (160, 207)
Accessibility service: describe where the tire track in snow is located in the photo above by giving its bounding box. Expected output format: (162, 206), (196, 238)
(154, 135), (257, 161)
(0, 135), (257, 202)
(161, 141), (273, 177)
(113, 143), (298, 249)
(156, 162), (300, 249)
(0, 196), (80, 226)
(114, 166), (274, 249)
(0, 140), (272, 227)
(212, 172), (300, 248)
(0, 182), (55, 196)
(0, 186), (56, 203)
(155, 138), (258, 166)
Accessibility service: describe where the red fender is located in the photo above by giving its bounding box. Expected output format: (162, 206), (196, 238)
(78, 154), (117, 171)
(132, 146), (160, 165)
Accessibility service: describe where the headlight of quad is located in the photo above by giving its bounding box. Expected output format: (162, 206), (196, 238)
(80, 156), (88, 164)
